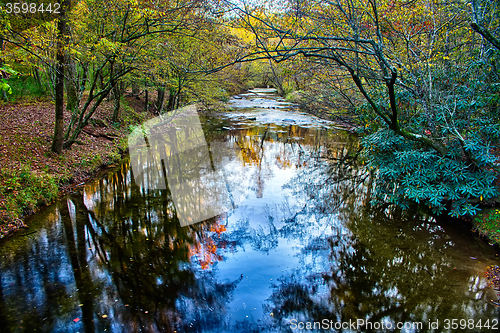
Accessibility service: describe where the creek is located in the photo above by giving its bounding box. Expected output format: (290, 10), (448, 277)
(0, 89), (498, 332)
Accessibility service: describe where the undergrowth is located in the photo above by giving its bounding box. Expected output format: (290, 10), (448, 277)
(5, 75), (51, 102)
(474, 209), (500, 245)
(0, 168), (58, 226)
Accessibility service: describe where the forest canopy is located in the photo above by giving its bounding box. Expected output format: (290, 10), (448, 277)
(0, 0), (499, 217)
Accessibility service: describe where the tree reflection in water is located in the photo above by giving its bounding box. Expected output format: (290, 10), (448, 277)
(0, 120), (498, 333)
(265, 142), (499, 330)
(79, 162), (244, 332)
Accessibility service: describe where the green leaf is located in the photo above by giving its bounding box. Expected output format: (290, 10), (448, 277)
(0, 79), (12, 94)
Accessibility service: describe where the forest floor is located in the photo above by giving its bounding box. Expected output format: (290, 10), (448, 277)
(0, 94), (153, 238)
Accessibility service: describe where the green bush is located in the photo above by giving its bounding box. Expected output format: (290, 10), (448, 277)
(7, 73), (50, 100)
(362, 129), (499, 217)
(358, 55), (500, 218)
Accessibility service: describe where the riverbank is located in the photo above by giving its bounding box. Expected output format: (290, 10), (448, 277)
(0, 95), (153, 238)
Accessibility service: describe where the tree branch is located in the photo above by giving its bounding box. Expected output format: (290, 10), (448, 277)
(470, 22), (500, 51)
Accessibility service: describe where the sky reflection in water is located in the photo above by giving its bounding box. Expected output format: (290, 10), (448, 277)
(0, 92), (499, 332)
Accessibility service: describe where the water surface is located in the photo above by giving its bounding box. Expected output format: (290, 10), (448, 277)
(0, 90), (499, 332)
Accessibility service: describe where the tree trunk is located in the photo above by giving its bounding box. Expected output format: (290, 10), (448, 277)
(268, 59), (285, 96)
(175, 88), (181, 110)
(65, 85), (113, 149)
(132, 82), (140, 96)
(175, 82), (182, 110)
(166, 86), (176, 111)
(51, 0), (69, 154)
(32, 66), (42, 89)
(156, 87), (165, 113)
(97, 70), (105, 97)
(64, 4), (77, 113)
(144, 89), (149, 112)
(111, 64), (124, 122)
(112, 82), (121, 122)
(0, 37), (4, 66)
(66, 58), (78, 112)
